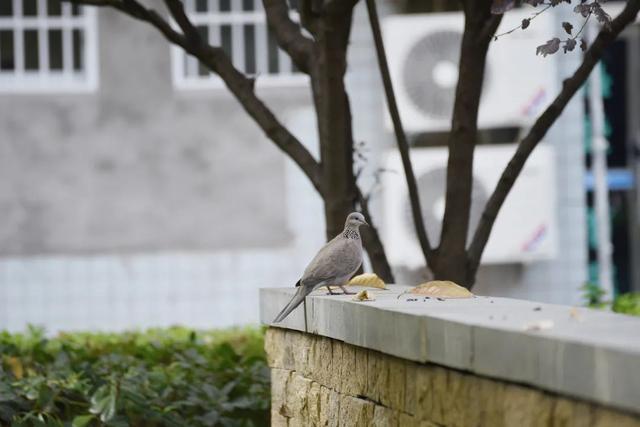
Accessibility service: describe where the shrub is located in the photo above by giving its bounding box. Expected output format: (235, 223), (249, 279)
(612, 293), (640, 317)
(0, 326), (270, 427)
(581, 282), (640, 317)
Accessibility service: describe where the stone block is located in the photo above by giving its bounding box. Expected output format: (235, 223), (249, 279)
(319, 385), (341, 427)
(404, 361), (417, 415)
(371, 405), (399, 427)
(310, 336), (334, 387)
(474, 376), (507, 426)
(339, 340), (357, 394)
(271, 368), (291, 412)
(386, 356), (406, 410)
(337, 342), (368, 397)
(551, 397), (593, 427)
(366, 349), (390, 404)
(328, 338), (344, 390)
(293, 331), (314, 377)
(501, 384), (553, 427)
(415, 365), (447, 423)
(339, 394), (375, 426)
(265, 328), (296, 370)
(264, 328), (281, 368)
(286, 373), (313, 422)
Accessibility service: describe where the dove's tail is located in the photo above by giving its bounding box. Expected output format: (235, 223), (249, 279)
(273, 285), (308, 323)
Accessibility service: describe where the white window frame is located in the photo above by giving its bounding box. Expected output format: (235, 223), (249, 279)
(0, 0), (98, 93)
(171, 0), (307, 90)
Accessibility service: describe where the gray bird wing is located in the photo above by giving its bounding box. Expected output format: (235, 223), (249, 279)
(274, 234), (363, 323)
(300, 235), (363, 288)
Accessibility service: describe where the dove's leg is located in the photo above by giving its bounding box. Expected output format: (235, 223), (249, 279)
(325, 286), (339, 295)
(338, 285), (356, 295)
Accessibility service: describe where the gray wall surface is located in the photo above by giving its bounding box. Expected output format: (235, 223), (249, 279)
(0, 6), (310, 256)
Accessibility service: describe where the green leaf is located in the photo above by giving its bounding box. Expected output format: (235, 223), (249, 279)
(90, 396), (109, 416)
(72, 415), (95, 427)
(100, 393), (116, 423)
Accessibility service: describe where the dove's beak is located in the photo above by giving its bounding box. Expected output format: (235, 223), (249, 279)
(362, 219), (369, 227)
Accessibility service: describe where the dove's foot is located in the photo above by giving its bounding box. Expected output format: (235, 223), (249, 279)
(339, 285), (356, 295)
(326, 286), (339, 295)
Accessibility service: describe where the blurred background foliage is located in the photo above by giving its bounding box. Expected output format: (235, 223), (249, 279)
(582, 283), (640, 316)
(0, 326), (269, 427)
(611, 292), (640, 316)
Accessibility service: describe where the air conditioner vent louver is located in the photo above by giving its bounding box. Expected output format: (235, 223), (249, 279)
(403, 30), (463, 119)
(383, 11), (559, 132)
(383, 145), (558, 266)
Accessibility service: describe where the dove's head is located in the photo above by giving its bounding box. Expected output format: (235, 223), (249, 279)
(345, 212), (369, 228)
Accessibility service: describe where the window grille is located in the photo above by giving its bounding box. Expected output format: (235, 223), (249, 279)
(171, 0), (306, 89)
(0, 0), (98, 92)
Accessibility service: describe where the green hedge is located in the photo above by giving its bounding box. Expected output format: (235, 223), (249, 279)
(0, 326), (270, 427)
(612, 292), (640, 316)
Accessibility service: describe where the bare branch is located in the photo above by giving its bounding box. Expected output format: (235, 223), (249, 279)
(65, 0), (323, 195)
(263, 0), (313, 73)
(65, 0), (193, 53)
(467, 0), (640, 273)
(365, 0), (434, 265)
(356, 186), (395, 283)
(164, 0), (200, 44)
(493, 4), (551, 40)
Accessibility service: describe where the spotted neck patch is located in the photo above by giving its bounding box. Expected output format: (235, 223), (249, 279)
(342, 228), (360, 240)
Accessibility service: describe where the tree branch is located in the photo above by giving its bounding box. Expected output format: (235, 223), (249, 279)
(164, 0), (200, 44)
(65, 0), (323, 195)
(263, 0), (313, 74)
(297, 0), (322, 37)
(356, 186), (395, 283)
(467, 0), (640, 273)
(436, 0), (500, 285)
(365, 0), (434, 265)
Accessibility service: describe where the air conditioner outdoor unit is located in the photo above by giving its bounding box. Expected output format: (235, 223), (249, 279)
(382, 144), (558, 267)
(382, 11), (559, 132)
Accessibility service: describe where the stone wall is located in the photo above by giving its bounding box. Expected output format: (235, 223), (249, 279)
(265, 328), (640, 427)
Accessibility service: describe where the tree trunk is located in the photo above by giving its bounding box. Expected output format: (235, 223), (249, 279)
(433, 1), (501, 288)
(307, 3), (394, 282)
(311, 9), (357, 240)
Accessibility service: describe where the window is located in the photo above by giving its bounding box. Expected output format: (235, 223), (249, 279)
(0, 0), (98, 92)
(171, 0), (306, 89)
